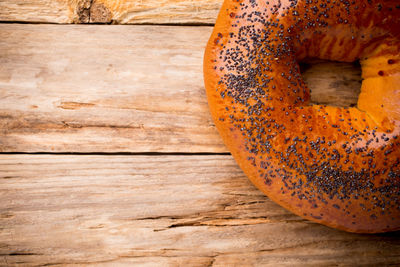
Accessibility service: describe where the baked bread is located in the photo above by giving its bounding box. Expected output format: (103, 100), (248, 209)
(204, 0), (400, 233)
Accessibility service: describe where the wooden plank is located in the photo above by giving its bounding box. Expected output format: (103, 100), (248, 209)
(0, 24), (361, 153)
(1, 154), (399, 266)
(0, 0), (222, 24)
(0, 0), (71, 23)
(0, 24), (223, 153)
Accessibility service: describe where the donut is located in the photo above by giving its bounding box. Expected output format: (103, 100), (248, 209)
(204, 0), (400, 233)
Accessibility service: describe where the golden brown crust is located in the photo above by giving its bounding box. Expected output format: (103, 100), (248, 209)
(204, 0), (400, 233)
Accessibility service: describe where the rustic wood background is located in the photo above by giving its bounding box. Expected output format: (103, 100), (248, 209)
(0, 1), (399, 266)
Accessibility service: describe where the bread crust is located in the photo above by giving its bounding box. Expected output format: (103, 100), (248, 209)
(204, 0), (400, 233)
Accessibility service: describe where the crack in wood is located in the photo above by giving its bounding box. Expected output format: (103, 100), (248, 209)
(0, 252), (43, 256)
(138, 212), (307, 232)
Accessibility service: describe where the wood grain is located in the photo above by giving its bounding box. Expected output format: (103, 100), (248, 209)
(0, 0), (71, 23)
(0, 4), (390, 267)
(1, 154), (399, 266)
(0, 0), (223, 24)
(0, 24), (362, 153)
(0, 24), (223, 153)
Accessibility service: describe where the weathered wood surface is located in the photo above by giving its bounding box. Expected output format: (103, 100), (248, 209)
(0, 24), (222, 153)
(0, 24), (361, 153)
(0, 0), (70, 23)
(0, 0), (223, 24)
(1, 155), (399, 266)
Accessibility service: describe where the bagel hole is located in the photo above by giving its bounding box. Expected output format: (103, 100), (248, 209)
(299, 59), (362, 107)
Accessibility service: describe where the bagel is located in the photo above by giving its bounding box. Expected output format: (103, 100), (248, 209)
(204, 0), (400, 233)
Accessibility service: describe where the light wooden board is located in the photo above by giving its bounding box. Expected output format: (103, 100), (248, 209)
(0, 0), (222, 24)
(0, 0), (71, 23)
(0, 24), (361, 153)
(1, 154), (399, 266)
(0, 24), (223, 153)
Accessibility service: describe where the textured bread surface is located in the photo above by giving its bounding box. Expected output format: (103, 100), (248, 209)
(204, 0), (400, 233)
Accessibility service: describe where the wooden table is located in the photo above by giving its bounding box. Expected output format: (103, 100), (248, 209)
(1, 1), (399, 266)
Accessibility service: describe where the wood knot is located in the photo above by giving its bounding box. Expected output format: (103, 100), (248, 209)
(74, 0), (112, 24)
(90, 1), (112, 23)
(74, 0), (92, 23)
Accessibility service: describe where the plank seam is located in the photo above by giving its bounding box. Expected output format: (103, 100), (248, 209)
(0, 21), (215, 26)
(0, 152), (231, 156)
